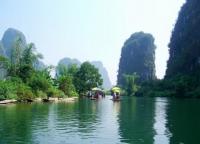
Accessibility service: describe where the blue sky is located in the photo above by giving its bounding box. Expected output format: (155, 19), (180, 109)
(0, 0), (185, 84)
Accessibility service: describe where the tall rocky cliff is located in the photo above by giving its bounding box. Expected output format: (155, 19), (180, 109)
(2, 28), (27, 58)
(166, 0), (200, 77)
(117, 32), (156, 86)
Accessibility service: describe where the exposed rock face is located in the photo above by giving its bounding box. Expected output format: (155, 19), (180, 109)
(117, 32), (156, 86)
(166, 0), (200, 77)
(1, 28), (26, 58)
(91, 61), (112, 89)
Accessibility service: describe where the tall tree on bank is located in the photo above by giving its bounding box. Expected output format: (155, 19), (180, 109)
(166, 0), (200, 77)
(74, 62), (103, 95)
(117, 32), (156, 86)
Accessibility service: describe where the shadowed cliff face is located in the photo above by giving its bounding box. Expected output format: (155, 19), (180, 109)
(57, 58), (112, 89)
(166, 0), (200, 77)
(117, 32), (156, 86)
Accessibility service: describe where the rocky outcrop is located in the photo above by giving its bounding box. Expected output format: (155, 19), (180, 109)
(1, 28), (26, 58)
(117, 32), (156, 86)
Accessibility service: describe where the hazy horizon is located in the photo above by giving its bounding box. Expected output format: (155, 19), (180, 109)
(0, 0), (185, 85)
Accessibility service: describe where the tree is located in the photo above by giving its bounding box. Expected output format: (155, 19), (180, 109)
(56, 63), (78, 78)
(8, 37), (23, 77)
(19, 43), (43, 83)
(57, 75), (78, 97)
(56, 64), (79, 96)
(74, 62), (103, 95)
(123, 73), (140, 96)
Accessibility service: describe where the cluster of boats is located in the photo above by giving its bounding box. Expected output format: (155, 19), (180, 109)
(87, 86), (121, 101)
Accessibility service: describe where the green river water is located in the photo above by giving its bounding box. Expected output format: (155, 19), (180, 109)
(0, 96), (200, 144)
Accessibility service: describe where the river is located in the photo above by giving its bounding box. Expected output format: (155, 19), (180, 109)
(0, 96), (199, 144)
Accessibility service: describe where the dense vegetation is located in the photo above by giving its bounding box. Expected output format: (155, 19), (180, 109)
(137, 0), (200, 98)
(0, 29), (103, 101)
(117, 32), (156, 87)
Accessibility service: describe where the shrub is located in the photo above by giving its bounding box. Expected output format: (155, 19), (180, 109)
(16, 83), (34, 101)
(29, 71), (52, 93)
(35, 90), (47, 99)
(58, 75), (78, 97)
(47, 87), (66, 98)
(0, 80), (17, 100)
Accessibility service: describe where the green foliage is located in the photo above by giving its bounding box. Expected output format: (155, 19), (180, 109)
(0, 55), (9, 69)
(16, 83), (34, 101)
(29, 69), (53, 93)
(9, 38), (23, 77)
(0, 80), (17, 100)
(137, 73), (200, 98)
(123, 73), (140, 96)
(58, 75), (78, 97)
(47, 87), (65, 98)
(35, 90), (47, 98)
(1, 29), (107, 100)
(56, 64), (78, 97)
(57, 63), (78, 78)
(74, 62), (103, 95)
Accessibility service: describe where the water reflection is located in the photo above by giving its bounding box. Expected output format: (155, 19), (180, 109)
(166, 98), (200, 144)
(1, 97), (200, 144)
(0, 103), (50, 144)
(118, 97), (155, 144)
(153, 97), (170, 144)
(32, 99), (100, 143)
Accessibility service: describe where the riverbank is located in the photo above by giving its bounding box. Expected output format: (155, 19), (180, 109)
(0, 97), (78, 104)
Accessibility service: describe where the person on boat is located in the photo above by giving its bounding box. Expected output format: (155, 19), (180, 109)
(88, 91), (92, 97)
(94, 91), (99, 99)
(112, 92), (116, 100)
(116, 92), (120, 99)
